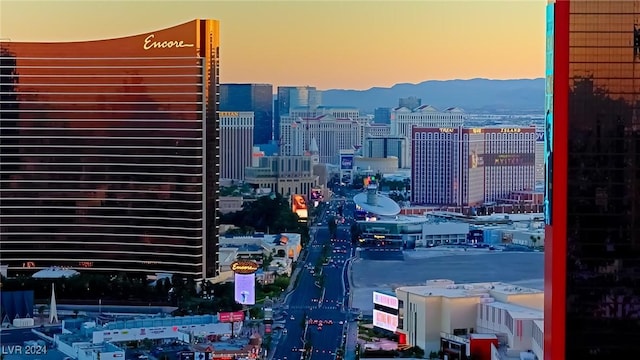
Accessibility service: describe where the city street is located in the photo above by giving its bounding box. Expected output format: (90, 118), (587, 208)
(271, 198), (355, 360)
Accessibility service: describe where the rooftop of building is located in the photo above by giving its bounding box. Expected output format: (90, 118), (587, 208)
(485, 300), (543, 320)
(396, 280), (542, 299)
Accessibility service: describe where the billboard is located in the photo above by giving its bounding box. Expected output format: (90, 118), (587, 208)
(234, 273), (256, 305)
(291, 194), (308, 219)
(373, 291), (399, 310)
(482, 153), (535, 167)
(310, 188), (324, 201)
(340, 155), (354, 170)
(219, 311), (245, 323)
(373, 309), (398, 332)
(536, 131), (545, 142)
(468, 141), (484, 169)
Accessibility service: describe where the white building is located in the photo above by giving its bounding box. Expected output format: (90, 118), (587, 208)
(244, 155), (319, 198)
(220, 111), (254, 181)
(357, 216), (470, 248)
(395, 280), (543, 359)
(280, 106), (369, 164)
(365, 123), (391, 138)
(391, 105), (466, 160)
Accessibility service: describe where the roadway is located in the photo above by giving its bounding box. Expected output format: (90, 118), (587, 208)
(272, 197), (357, 360)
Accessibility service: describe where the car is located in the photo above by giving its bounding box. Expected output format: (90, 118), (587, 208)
(339, 320), (344, 325)
(283, 328), (288, 334)
(290, 315), (295, 320)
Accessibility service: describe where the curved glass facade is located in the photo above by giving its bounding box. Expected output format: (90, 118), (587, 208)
(0, 20), (220, 278)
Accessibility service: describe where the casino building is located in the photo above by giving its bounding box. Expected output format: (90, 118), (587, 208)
(0, 20), (220, 278)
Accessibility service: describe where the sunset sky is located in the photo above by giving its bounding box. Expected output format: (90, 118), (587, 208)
(0, 0), (546, 90)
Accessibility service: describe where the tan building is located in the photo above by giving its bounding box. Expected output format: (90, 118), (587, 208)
(220, 111), (254, 181)
(244, 155), (319, 198)
(394, 279), (543, 359)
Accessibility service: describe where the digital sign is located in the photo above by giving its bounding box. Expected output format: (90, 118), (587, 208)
(219, 111), (240, 117)
(373, 291), (399, 309)
(341, 155), (354, 170)
(544, 2), (555, 225)
(234, 273), (256, 305)
(291, 194), (308, 220)
(373, 309), (398, 332)
(500, 128), (522, 133)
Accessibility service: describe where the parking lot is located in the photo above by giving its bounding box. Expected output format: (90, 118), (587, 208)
(350, 247), (544, 312)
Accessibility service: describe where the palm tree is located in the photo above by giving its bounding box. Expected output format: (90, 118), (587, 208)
(37, 305), (46, 324)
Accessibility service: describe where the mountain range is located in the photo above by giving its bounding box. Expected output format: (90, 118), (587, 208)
(321, 78), (545, 114)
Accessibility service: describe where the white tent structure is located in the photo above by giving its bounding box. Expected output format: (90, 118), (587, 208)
(49, 283), (58, 324)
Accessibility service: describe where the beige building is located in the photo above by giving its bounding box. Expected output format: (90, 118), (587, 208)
(220, 111), (254, 181)
(353, 157), (399, 175)
(244, 155), (319, 198)
(394, 279), (543, 359)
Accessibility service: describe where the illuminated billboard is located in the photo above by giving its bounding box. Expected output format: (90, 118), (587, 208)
(373, 309), (398, 332)
(341, 155), (354, 170)
(373, 291), (399, 310)
(234, 273), (256, 305)
(218, 311), (245, 323)
(310, 188), (324, 201)
(291, 194), (308, 219)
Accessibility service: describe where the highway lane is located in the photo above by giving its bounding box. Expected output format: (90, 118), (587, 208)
(272, 199), (355, 360)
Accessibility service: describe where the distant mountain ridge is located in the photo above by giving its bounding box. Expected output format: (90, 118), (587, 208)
(321, 78), (545, 114)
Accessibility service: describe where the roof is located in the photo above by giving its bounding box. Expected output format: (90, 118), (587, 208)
(396, 281), (543, 299)
(32, 267), (79, 279)
(353, 191), (401, 216)
(485, 301), (543, 320)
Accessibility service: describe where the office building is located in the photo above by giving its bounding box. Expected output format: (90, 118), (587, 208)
(220, 83), (273, 145)
(374, 107), (392, 124)
(411, 127), (536, 206)
(0, 20), (220, 278)
(364, 123), (391, 138)
(545, 1), (640, 358)
(274, 86), (322, 142)
(220, 111), (254, 181)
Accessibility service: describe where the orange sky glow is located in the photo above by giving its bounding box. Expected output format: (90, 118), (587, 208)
(0, 0), (547, 90)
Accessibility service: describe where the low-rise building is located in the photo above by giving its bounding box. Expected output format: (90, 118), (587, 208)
(394, 280), (543, 360)
(356, 216), (470, 249)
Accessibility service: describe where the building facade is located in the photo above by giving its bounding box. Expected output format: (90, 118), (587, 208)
(391, 105), (466, 162)
(545, 1), (640, 358)
(411, 127), (536, 207)
(274, 86), (322, 142)
(282, 107), (369, 165)
(220, 111), (254, 181)
(0, 20), (220, 278)
(363, 135), (408, 169)
(219, 83), (273, 145)
(243, 155), (319, 198)
(374, 107), (391, 124)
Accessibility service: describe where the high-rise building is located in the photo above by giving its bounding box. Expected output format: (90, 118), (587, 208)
(363, 136), (408, 169)
(374, 107), (391, 124)
(391, 105), (466, 163)
(398, 96), (422, 110)
(282, 107), (369, 165)
(0, 20), (220, 279)
(219, 83), (273, 145)
(220, 111), (254, 181)
(411, 126), (536, 206)
(274, 86), (322, 142)
(545, 1), (640, 358)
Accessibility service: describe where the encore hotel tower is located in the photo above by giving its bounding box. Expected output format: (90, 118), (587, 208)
(0, 20), (220, 279)
(545, 1), (640, 359)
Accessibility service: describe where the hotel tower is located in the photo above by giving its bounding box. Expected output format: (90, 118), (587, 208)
(545, 1), (640, 358)
(0, 20), (220, 279)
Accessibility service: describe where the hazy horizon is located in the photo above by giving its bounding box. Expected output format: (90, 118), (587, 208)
(0, 0), (547, 90)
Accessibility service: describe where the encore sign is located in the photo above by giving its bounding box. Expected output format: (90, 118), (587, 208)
(143, 34), (194, 50)
(231, 260), (259, 274)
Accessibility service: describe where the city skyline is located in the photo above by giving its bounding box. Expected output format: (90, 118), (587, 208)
(0, 0), (547, 90)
